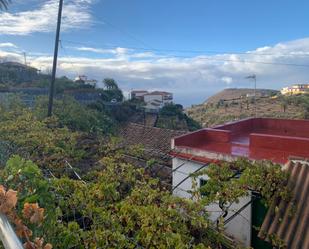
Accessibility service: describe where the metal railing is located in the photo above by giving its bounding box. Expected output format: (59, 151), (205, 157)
(0, 214), (23, 249)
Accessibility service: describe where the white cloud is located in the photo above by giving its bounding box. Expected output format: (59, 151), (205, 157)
(221, 76), (233, 85)
(0, 42), (18, 48)
(0, 0), (94, 35)
(1, 38), (309, 106)
(74, 46), (118, 54)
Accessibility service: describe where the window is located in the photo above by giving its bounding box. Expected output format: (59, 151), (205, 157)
(200, 178), (208, 187)
(199, 178), (209, 197)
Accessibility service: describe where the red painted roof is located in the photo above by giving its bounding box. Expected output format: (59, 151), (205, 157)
(173, 118), (309, 165)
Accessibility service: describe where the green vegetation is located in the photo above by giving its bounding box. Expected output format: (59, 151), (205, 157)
(0, 95), (292, 248)
(101, 78), (124, 102)
(33, 76), (95, 94)
(188, 93), (309, 127)
(157, 103), (201, 131)
(282, 93), (309, 118)
(34, 97), (114, 134)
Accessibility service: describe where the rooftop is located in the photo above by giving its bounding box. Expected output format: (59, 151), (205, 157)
(120, 122), (186, 159)
(172, 118), (309, 164)
(144, 91), (172, 96)
(131, 90), (149, 93)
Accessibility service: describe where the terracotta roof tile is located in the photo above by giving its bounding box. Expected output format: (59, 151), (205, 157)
(119, 122), (186, 157)
(259, 161), (309, 249)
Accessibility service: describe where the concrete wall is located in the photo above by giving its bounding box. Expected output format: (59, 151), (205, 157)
(172, 157), (252, 247)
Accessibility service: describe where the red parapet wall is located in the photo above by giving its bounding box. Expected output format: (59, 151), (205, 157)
(215, 118), (254, 134)
(173, 118), (309, 164)
(250, 133), (309, 156)
(174, 129), (231, 147)
(253, 118), (309, 138)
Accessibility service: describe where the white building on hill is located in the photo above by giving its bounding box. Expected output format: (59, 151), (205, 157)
(281, 83), (309, 95)
(74, 75), (98, 87)
(131, 90), (173, 111)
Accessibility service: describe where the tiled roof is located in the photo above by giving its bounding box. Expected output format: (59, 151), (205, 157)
(119, 122), (186, 157)
(259, 161), (309, 249)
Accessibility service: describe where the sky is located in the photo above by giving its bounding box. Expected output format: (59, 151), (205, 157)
(0, 0), (309, 106)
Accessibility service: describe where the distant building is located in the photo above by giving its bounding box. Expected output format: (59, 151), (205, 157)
(131, 90), (173, 112)
(144, 91), (173, 105)
(145, 99), (164, 112)
(74, 75), (97, 87)
(143, 91), (173, 112)
(131, 90), (149, 100)
(281, 84), (309, 95)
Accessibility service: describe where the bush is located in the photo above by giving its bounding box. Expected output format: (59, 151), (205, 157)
(34, 97), (114, 134)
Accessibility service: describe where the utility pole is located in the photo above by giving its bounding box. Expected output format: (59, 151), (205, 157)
(47, 0), (64, 117)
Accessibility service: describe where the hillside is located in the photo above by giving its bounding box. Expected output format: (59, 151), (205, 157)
(204, 88), (278, 104)
(187, 93), (309, 127)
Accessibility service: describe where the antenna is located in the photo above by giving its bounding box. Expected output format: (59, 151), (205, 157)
(245, 74), (257, 117)
(23, 52), (27, 66)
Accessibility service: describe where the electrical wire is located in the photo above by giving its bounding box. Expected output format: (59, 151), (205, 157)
(60, 40), (309, 68)
(62, 39), (309, 58)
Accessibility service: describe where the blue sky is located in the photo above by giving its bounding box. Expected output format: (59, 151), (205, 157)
(1, 0), (309, 106)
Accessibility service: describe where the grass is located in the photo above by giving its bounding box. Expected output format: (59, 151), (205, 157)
(187, 96), (306, 127)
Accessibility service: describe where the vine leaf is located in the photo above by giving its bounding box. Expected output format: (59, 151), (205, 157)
(0, 185), (18, 213)
(23, 203), (45, 224)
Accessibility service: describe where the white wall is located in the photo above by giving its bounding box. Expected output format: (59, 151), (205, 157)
(145, 102), (163, 111)
(135, 92), (148, 98)
(144, 94), (163, 103)
(172, 158), (252, 247)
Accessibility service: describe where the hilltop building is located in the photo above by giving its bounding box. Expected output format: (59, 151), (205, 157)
(171, 118), (309, 248)
(74, 75), (98, 87)
(131, 90), (173, 112)
(131, 90), (149, 100)
(281, 84), (309, 95)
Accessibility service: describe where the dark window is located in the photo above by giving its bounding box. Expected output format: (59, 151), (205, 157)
(200, 178), (208, 187)
(199, 178), (209, 197)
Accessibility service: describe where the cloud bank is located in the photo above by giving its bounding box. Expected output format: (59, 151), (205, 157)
(0, 0), (94, 35)
(1, 38), (309, 106)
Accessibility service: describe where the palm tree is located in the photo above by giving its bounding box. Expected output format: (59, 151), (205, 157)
(103, 78), (119, 90)
(0, 0), (11, 10)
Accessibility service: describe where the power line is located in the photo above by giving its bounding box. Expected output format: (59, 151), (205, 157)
(93, 17), (156, 50)
(59, 40), (80, 76)
(60, 40), (309, 68)
(62, 39), (309, 58)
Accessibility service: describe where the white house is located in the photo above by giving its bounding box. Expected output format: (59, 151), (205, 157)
(143, 91), (173, 105)
(172, 156), (252, 246)
(171, 118), (309, 248)
(144, 99), (164, 111)
(131, 90), (173, 111)
(281, 83), (309, 95)
(74, 75), (98, 87)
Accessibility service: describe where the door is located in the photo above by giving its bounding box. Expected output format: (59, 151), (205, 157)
(251, 198), (272, 249)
